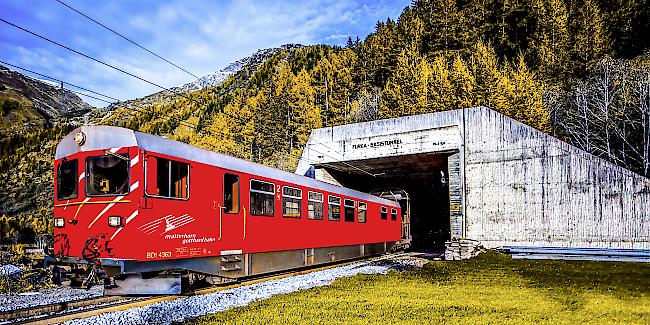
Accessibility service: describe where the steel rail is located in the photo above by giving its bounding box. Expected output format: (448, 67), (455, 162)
(4, 253), (407, 324)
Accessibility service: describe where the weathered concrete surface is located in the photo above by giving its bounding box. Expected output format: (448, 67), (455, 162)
(297, 106), (650, 250)
(465, 108), (650, 249)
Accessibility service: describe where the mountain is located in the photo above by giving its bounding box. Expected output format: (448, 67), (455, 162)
(173, 48), (279, 94)
(94, 46), (293, 134)
(102, 47), (284, 113)
(0, 64), (92, 133)
(0, 64), (94, 219)
(2, 0), (649, 245)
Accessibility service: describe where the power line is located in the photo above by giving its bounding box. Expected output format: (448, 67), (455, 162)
(305, 145), (381, 177)
(68, 89), (114, 104)
(54, 0), (199, 79)
(0, 59), (120, 102)
(182, 101), (378, 176)
(0, 17), (204, 127)
(0, 19), (376, 175)
(0, 17), (170, 91)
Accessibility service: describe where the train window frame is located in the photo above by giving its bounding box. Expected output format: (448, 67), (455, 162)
(85, 153), (131, 197)
(144, 155), (190, 200)
(358, 202), (367, 223)
(380, 206), (388, 220)
(307, 191), (324, 220)
(328, 195), (341, 221)
(223, 173), (240, 214)
(57, 158), (78, 200)
(344, 199), (355, 222)
(282, 186), (302, 218)
(250, 179), (275, 217)
(391, 208), (398, 221)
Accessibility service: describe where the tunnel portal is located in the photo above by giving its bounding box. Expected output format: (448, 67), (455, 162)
(317, 153), (454, 250)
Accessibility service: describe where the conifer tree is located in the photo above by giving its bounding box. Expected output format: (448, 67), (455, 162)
(529, 0), (571, 81)
(450, 56), (476, 109)
(427, 56), (455, 112)
(468, 42), (502, 107)
(569, 0), (610, 75)
(504, 56), (552, 133)
(381, 44), (431, 118)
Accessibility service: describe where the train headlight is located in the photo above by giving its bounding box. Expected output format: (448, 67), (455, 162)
(74, 131), (86, 146)
(108, 215), (123, 227)
(54, 218), (65, 228)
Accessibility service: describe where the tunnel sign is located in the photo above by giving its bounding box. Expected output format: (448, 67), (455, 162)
(325, 126), (460, 162)
(352, 139), (402, 150)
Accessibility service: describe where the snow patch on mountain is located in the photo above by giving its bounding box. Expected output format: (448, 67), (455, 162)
(171, 47), (280, 94)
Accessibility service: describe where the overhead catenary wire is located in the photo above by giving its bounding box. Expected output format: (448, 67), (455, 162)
(67, 89), (114, 104)
(305, 145), (382, 177)
(0, 17), (206, 127)
(0, 59), (120, 102)
(1, 58), (364, 174)
(0, 17), (171, 92)
(0, 19), (380, 177)
(54, 0), (199, 79)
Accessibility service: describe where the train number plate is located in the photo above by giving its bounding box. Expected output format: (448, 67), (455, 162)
(146, 251), (172, 259)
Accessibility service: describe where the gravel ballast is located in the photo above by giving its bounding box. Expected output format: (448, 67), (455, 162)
(0, 285), (103, 312)
(64, 255), (427, 325)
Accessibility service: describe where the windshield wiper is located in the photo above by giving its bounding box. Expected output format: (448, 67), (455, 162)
(104, 150), (129, 161)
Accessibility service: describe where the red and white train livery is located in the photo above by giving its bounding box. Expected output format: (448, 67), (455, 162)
(53, 126), (403, 294)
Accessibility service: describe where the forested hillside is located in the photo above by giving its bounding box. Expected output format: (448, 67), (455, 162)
(1, 0), (649, 243)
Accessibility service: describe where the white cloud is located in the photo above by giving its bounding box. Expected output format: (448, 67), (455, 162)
(1, 0), (410, 107)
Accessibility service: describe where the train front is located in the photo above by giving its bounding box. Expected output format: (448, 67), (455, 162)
(53, 126), (142, 287)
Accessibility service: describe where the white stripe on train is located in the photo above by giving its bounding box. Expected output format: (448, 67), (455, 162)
(87, 195), (124, 228)
(130, 155), (139, 167)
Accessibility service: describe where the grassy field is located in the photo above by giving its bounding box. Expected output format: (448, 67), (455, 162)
(190, 252), (650, 324)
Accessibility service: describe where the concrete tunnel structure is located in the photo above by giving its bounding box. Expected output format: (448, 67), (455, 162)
(295, 106), (650, 251)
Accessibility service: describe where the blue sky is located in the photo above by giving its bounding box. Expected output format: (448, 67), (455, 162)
(0, 0), (409, 107)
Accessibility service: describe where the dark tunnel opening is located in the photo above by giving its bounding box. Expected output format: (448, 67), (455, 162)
(318, 152), (452, 250)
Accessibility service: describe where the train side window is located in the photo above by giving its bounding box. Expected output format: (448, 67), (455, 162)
(224, 173), (239, 213)
(344, 199), (355, 222)
(250, 179), (275, 216)
(380, 207), (388, 220)
(308, 191), (324, 220)
(57, 159), (78, 200)
(146, 156), (189, 199)
(391, 208), (398, 221)
(328, 195), (341, 221)
(358, 202), (367, 223)
(282, 186), (302, 218)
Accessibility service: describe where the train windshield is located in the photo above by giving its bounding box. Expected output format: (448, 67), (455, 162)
(86, 154), (130, 196)
(57, 159), (78, 199)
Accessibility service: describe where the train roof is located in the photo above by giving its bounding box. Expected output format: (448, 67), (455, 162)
(55, 125), (400, 207)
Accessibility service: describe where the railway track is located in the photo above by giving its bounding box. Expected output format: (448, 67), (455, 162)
(0, 295), (150, 325)
(2, 253), (408, 325)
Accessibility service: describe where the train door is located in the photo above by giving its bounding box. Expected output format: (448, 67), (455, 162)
(220, 173), (245, 243)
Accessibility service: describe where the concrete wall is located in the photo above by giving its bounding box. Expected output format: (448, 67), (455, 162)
(295, 109), (462, 175)
(298, 106), (650, 249)
(465, 107), (650, 249)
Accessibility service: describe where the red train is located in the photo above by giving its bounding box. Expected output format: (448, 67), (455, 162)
(53, 126), (404, 294)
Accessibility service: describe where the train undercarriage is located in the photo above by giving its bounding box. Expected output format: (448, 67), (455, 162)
(54, 241), (403, 295)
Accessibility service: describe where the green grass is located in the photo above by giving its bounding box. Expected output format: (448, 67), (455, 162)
(189, 252), (650, 324)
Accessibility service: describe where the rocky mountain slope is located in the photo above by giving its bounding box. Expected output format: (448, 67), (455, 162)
(0, 64), (92, 133)
(0, 46), (289, 219)
(174, 48), (278, 93)
(103, 47), (281, 113)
